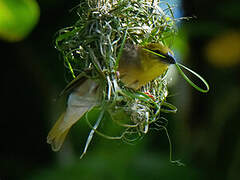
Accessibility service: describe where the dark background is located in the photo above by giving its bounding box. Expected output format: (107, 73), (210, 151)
(1, 0), (240, 179)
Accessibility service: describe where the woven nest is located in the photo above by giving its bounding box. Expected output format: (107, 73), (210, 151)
(55, 0), (178, 144)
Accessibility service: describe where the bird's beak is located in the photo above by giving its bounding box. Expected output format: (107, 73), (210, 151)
(142, 48), (176, 64)
(166, 52), (176, 64)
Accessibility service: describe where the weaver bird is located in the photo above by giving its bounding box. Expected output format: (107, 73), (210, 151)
(47, 42), (176, 151)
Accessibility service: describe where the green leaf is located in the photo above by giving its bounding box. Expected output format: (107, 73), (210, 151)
(160, 102), (177, 113)
(175, 63), (210, 93)
(121, 89), (154, 102)
(0, 0), (40, 42)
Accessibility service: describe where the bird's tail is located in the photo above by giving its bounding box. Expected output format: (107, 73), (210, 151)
(47, 79), (99, 151)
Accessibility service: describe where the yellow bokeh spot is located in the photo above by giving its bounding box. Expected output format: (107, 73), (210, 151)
(205, 31), (240, 67)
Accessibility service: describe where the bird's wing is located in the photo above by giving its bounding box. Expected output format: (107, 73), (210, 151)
(47, 79), (99, 151)
(59, 69), (92, 97)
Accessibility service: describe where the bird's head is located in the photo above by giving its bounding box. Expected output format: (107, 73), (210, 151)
(140, 43), (176, 64)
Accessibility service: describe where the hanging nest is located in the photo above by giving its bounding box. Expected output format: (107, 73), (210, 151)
(54, 0), (179, 157)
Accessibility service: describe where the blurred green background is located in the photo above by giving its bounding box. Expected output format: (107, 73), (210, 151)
(1, 0), (240, 179)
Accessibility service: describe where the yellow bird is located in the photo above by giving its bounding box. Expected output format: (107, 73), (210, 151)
(118, 43), (176, 89)
(47, 42), (176, 151)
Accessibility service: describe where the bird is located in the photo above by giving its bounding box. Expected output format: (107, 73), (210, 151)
(118, 42), (176, 90)
(47, 42), (176, 151)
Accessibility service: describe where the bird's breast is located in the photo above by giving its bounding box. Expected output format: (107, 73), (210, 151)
(119, 59), (168, 89)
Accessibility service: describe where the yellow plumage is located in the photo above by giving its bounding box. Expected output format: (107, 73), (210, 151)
(118, 43), (175, 89)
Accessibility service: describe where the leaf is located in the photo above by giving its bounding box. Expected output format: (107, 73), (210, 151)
(160, 102), (177, 113)
(175, 63), (210, 93)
